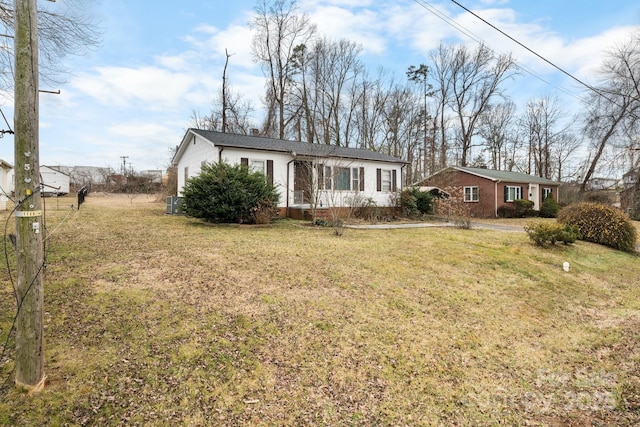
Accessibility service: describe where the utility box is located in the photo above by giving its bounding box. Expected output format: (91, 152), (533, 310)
(166, 196), (184, 215)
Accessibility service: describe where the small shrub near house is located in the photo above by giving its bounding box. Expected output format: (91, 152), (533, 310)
(497, 205), (517, 218)
(557, 202), (637, 252)
(514, 199), (535, 217)
(182, 162), (280, 224)
(539, 193), (560, 218)
(524, 221), (581, 247)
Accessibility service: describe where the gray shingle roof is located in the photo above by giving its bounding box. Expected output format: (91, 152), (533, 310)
(453, 166), (560, 185)
(190, 129), (407, 164)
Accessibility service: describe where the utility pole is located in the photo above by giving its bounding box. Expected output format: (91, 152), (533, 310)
(120, 155), (129, 175)
(14, 0), (45, 391)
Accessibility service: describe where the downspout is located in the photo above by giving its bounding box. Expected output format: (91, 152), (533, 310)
(286, 153), (296, 218)
(401, 164), (407, 189)
(218, 147), (224, 163)
(495, 180), (501, 218)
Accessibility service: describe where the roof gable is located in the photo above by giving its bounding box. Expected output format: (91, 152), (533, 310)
(173, 129), (407, 165)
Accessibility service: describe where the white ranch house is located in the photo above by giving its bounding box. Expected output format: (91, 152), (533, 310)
(172, 129), (407, 219)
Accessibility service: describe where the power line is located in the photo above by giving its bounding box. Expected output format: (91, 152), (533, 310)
(448, 0), (640, 121)
(412, 0), (586, 103)
(449, 0), (597, 94)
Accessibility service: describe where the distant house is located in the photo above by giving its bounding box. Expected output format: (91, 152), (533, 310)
(418, 166), (560, 218)
(41, 165), (70, 196)
(620, 167), (639, 218)
(172, 129), (408, 219)
(0, 159), (13, 211)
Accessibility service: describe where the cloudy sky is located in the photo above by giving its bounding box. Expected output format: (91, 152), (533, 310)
(0, 0), (638, 172)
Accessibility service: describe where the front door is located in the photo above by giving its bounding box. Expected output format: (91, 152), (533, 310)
(293, 161), (312, 204)
(529, 184), (539, 210)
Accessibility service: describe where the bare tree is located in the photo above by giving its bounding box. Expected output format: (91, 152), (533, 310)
(407, 64), (436, 176)
(519, 94), (569, 179)
(190, 49), (255, 134)
(580, 35), (640, 192)
(289, 37), (363, 146)
(0, 0), (100, 91)
(251, 0), (316, 139)
(433, 44), (515, 166)
(478, 101), (516, 170)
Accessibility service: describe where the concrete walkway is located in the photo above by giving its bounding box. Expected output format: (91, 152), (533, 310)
(344, 221), (523, 231)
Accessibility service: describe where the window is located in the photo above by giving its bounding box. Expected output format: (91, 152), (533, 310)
(542, 187), (553, 200)
(351, 168), (360, 192)
(334, 167), (351, 191)
(184, 166), (189, 183)
(250, 160), (265, 174)
(381, 170), (392, 192)
(376, 168), (397, 192)
(324, 166), (333, 190)
(505, 185), (522, 202)
(464, 186), (479, 202)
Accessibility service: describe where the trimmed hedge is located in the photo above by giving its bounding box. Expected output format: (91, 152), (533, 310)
(524, 221), (581, 246)
(557, 202), (637, 252)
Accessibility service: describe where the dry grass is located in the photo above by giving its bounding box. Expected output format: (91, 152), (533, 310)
(1, 194), (639, 426)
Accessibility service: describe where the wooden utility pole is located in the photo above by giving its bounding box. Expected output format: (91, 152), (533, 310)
(14, 0), (45, 392)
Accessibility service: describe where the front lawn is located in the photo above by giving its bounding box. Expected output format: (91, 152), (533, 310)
(1, 194), (639, 425)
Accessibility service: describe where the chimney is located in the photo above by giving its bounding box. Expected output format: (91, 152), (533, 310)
(251, 128), (260, 136)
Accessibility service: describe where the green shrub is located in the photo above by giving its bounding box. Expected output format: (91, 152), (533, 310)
(182, 162), (280, 224)
(514, 199), (535, 217)
(400, 187), (433, 217)
(497, 205), (517, 218)
(540, 193), (560, 218)
(524, 221), (581, 246)
(557, 202), (637, 252)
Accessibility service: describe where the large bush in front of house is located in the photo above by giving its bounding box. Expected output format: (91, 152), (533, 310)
(182, 162), (280, 224)
(557, 202), (637, 252)
(400, 187), (434, 217)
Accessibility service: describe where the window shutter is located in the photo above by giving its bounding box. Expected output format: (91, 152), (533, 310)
(520, 186), (524, 200)
(376, 168), (382, 192)
(359, 167), (365, 191)
(504, 185), (508, 202)
(267, 160), (273, 185)
(241, 157), (248, 168)
(317, 164), (324, 190)
(392, 170), (397, 192)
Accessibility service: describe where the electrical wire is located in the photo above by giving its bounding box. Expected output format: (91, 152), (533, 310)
(412, 0), (587, 103)
(0, 188), (48, 395)
(447, 0), (640, 121)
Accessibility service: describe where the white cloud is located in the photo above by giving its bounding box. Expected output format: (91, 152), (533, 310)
(71, 66), (197, 110)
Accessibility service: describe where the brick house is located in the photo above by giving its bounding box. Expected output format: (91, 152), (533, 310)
(418, 166), (561, 218)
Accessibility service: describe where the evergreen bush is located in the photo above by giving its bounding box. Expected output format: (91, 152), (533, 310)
(514, 199), (535, 217)
(400, 187), (434, 217)
(182, 162), (280, 224)
(540, 193), (560, 218)
(557, 202), (637, 252)
(524, 221), (581, 246)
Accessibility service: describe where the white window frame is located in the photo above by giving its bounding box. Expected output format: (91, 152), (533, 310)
(542, 187), (552, 200)
(250, 159), (265, 174)
(506, 186), (522, 202)
(464, 186), (479, 202)
(381, 170), (392, 192)
(351, 167), (360, 192)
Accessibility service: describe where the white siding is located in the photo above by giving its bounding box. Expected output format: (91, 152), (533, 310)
(176, 134), (219, 194)
(174, 131), (405, 209)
